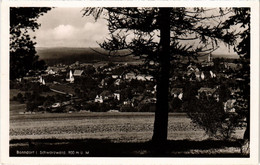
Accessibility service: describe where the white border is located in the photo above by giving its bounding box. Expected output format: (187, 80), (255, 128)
(1, 1), (259, 165)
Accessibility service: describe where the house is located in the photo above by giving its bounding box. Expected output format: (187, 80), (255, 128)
(187, 64), (196, 72)
(16, 78), (22, 82)
(113, 93), (120, 100)
(209, 70), (214, 78)
(131, 95), (143, 106)
(114, 79), (121, 86)
(226, 63), (240, 70)
(51, 102), (61, 108)
(46, 67), (59, 75)
(39, 76), (43, 83)
(95, 95), (103, 103)
(66, 70), (74, 83)
(111, 68), (125, 79)
(108, 110), (119, 112)
(136, 74), (146, 81)
(195, 72), (201, 81)
(198, 87), (216, 97)
(47, 69), (56, 75)
(224, 99), (236, 113)
(98, 79), (107, 88)
(61, 101), (71, 106)
(100, 90), (113, 100)
(112, 75), (119, 79)
(201, 72), (205, 80)
(145, 75), (154, 81)
(73, 70), (85, 77)
(141, 98), (157, 104)
(230, 88), (241, 96)
(60, 68), (67, 73)
(125, 72), (136, 80)
(186, 64), (202, 81)
(152, 85), (157, 94)
(171, 88), (183, 100)
(39, 76), (46, 85)
(123, 100), (132, 106)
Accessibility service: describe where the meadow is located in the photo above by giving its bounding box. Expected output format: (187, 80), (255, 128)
(10, 112), (206, 141)
(9, 103), (246, 157)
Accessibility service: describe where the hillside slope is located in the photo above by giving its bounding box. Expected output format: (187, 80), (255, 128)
(36, 47), (239, 65)
(36, 47), (138, 65)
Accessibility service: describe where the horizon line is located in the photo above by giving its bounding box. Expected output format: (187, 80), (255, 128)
(35, 46), (238, 56)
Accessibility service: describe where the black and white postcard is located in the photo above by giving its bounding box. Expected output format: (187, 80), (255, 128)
(1, 0), (259, 165)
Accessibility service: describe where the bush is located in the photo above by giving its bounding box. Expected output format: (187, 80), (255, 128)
(138, 103), (156, 112)
(185, 97), (240, 139)
(26, 102), (37, 112)
(120, 105), (138, 112)
(85, 102), (99, 112)
(169, 97), (183, 112)
(16, 93), (24, 103)
(98, 103), (110, 112)
(10, 81), (21, 89)
(43, 96), (55, 107)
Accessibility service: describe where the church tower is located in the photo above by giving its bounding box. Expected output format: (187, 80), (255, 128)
(208, 53), (212, 62)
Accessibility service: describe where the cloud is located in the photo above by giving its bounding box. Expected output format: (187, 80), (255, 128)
(29, 7), (109, 47)
(34, 20), (108, 47)
(52, 24), (76, 39)
(83, 22), (103, 31)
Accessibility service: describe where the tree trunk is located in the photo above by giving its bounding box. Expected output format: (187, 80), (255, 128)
(152, 8), (171, 143)
(243, 112), (250, 140)
(241, 111), (250, 155)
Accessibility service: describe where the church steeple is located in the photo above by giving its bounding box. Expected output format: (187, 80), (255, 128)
(208, 53), (212, 62)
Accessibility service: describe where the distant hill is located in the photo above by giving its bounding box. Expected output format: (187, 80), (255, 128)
(36, 47), (140, 65)
(196, 53), (239, 62)
(212, 53), (239, 59)
(36, 47), (239, 66)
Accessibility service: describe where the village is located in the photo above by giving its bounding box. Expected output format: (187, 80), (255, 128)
(10, 54), (245, 114)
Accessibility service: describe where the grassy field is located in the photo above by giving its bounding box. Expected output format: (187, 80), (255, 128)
(10, 89), (57, 99)
(9, 101), (246, 157)
(10, 112), (207, 141)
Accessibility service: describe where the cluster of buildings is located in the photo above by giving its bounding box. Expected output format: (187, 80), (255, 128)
(16, 53), (245, 113)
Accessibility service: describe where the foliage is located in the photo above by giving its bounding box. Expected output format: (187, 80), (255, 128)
(10, 7), (51, 79)
(85, 65), (96, 75)
(13, 93), (24, 103)
(182, 82), (200, 102)
(83, 7), (235, 63)
(13, 81), (50, 93)
(138, 103), (156, 112)
(217, 82), (231, 103)
(26, 102), (38, 112)
(169, 97), (183, 112)
(222, 8), (250, 140)
(185, 96), (240, 139)
(83, 7), (237, 142)
(120, 105), (138, 112)
(223, 8), (250, 59)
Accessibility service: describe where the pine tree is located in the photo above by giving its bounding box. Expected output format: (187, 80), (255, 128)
(83, 7), (236, 143)
(10, 7), (51, 79)
(223, 8), (250, 141)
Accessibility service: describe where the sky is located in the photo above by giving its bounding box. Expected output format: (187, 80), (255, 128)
(31, 7), (236, 55)
(31, 8), (109, 47)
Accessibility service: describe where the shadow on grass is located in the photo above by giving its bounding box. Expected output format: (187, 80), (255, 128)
(10, 138), (248, 157)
